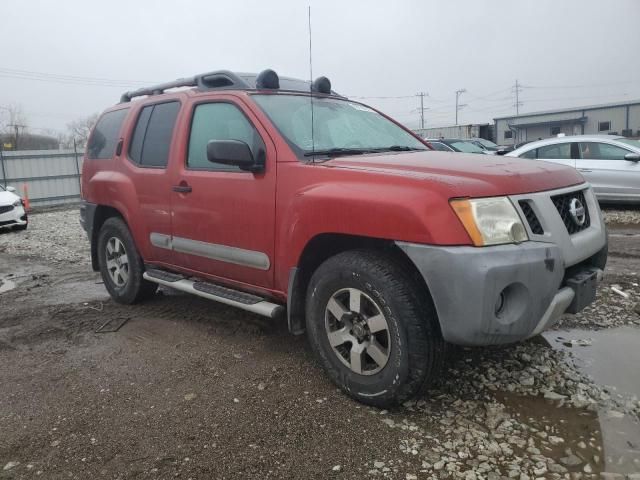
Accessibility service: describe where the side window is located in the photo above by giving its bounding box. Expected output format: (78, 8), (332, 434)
(87, 109), (129, 159)
(580, 142), (629, 160)
(519, 149), (537, 159)
(537, 143), (571, 160)
(187, 103), (264, 171)
(128, 101), (180, 168)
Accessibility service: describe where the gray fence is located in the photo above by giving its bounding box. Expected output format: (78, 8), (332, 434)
(0, 149), (83, 207)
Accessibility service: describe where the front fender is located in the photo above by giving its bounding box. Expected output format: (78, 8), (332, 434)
(275, 179), (471, 292)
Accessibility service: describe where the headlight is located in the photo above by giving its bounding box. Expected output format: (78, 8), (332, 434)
(12, 199), (22, 207)
(450, 196), (528, 246)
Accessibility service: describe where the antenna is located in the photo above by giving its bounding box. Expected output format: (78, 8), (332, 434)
(308, 5), (316, 160)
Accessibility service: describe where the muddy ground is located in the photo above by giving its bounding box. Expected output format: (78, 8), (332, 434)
(1, 208), (640, 479)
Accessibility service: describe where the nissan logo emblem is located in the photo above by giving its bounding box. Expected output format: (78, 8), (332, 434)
(569, 198), (586, 226)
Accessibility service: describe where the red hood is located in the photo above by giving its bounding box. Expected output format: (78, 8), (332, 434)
(322, 151), (584, 197)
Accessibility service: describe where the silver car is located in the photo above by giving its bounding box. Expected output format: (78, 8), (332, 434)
(507, 135), (640, 203)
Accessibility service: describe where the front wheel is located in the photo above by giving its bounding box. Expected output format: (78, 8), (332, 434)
(97, 217), (157, 304)
(305, 250), (445, 407)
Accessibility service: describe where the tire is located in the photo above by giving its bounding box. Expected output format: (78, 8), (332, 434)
(305, 249), (445, 408)
(97, 217), (157, 304)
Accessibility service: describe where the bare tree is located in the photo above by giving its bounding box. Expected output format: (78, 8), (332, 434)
(62, 113), (100, 150)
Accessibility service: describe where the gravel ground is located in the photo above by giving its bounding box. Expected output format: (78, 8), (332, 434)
(1, 207), (640, 479)
(0, 208), (89, 264)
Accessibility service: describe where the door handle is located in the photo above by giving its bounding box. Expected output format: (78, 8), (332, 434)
(172, 183), (192, 193)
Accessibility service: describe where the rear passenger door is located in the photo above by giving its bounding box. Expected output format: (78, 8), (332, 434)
(576, 141), (640, 201)
(123, 100), (181, 265)
(168, 98), (277, 289)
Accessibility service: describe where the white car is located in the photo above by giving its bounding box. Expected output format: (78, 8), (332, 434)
(507, 135), (640, 203)
(0, 185), (28, 230)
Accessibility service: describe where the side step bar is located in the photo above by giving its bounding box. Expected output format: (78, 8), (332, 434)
(143, 269), (284, 319)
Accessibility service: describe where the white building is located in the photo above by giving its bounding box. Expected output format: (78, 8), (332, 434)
(494, 99), (640, 146)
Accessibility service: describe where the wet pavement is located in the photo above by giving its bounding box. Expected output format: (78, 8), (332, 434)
(544, 328), (640, 474)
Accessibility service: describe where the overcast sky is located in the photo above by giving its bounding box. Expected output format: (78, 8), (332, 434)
(1, 0), (639, 134)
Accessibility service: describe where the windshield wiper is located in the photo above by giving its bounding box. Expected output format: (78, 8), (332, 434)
(304, 147), (373, 157)
(372, 145), (426, 152)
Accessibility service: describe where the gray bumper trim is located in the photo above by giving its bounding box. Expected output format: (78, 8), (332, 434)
(397, 241), (568, 346)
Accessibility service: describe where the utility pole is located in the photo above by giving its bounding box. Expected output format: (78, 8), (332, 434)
(514, 79), (523, 115)
(8, 124), (26, 151)
(416, 92), (426, 129)
(455, 89), (466, 125)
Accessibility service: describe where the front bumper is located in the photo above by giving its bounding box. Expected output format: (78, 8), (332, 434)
(397, 241), (605, 346)
(0, 204), (27, 229)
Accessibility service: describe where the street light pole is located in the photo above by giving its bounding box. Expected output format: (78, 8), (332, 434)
(455, 89), (466, 125)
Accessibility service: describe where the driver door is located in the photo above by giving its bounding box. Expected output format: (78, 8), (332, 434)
(168, 97), (277, 289)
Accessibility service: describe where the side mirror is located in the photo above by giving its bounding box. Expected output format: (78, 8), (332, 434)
(624, 152), (640, 162)
(6, 186), (16, 193)
(206, 140), (263, 172)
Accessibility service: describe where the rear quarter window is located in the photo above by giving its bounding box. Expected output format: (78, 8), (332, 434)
(128, 101), (181, 167)
(87, 109), (129, 160)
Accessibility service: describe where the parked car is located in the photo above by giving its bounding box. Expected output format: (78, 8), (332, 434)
(80, 69), (607, 407)
(0, 185), (27, 231)
(507, 135), (640, 203)
(425, 138), (488, 154)
(468, 138), (500, 153)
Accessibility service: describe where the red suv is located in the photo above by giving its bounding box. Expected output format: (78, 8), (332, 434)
(80, 69), (607, 407)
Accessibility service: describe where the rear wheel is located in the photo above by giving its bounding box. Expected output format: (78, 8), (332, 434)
(97, 217), (157, 304)
(305, 250), (445, 407)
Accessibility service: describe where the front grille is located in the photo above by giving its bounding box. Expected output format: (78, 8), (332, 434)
(519, 201), (544, 235)
(551, 190), (591, 235)
(0, 205), (14, 215)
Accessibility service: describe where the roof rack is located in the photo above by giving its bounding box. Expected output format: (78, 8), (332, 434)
(120, 70), (252, 103)
(120, 69), (338, 103)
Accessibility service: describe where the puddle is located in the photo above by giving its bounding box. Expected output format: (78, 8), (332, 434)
(537, 327), (640, 473)
(0, 277), (16, 294)
(544, 327), (640, 399)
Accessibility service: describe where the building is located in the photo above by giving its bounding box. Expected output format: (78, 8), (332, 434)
(494, 99), (640, 146)
(413, 123), (493, 141)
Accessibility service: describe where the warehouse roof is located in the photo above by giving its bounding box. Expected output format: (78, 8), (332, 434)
(494, 98), (640, 121)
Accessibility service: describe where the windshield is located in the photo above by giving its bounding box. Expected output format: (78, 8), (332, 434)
(473, 138), (498, 149)
(449, 140), (485, 153)
(252, 94), (427, 156)
(618, 138), (640, 149)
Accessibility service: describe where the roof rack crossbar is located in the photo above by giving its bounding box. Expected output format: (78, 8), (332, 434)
(119, 70), (253, 103)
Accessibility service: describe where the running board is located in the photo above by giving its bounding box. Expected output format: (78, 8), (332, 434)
(143, 270), (284, 319)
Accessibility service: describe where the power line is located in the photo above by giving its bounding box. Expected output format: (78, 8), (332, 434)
(0, 67), (157, 88)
